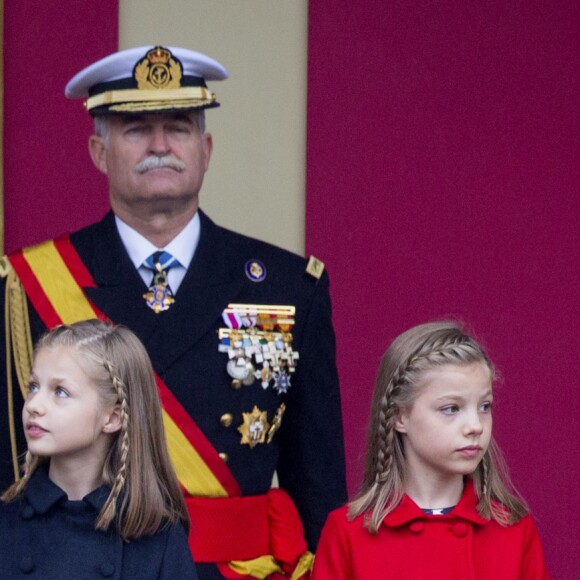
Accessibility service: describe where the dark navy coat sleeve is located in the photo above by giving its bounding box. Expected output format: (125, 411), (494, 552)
(123, 520), (199, 580)
(276, 266), (346, 547)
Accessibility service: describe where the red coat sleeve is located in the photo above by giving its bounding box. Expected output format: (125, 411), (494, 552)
(520, 515), (551, 579)
(311, 508), (352, 580)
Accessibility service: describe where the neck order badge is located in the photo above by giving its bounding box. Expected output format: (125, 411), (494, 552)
(143, 251), (179, 313)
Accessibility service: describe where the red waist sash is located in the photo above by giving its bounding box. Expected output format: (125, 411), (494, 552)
(188, 489), (307, 564)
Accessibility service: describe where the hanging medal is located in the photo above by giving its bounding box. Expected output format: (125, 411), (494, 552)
(143, 262), (175, 313)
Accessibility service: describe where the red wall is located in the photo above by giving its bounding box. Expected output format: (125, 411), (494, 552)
(3, 1), (117, 254)
(3, 2), (578, 577)
(307, 2), (578, 578)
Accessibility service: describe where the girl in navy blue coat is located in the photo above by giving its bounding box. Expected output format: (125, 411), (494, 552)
(0, 319), (198, 579)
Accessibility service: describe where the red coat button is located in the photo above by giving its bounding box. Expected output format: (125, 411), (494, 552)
(453, 522), (468, 537)
(409, 521), (424, 533)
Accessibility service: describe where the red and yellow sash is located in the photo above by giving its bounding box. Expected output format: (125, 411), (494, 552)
(9, 236), (239, 497)
(8, 235), (312, 579)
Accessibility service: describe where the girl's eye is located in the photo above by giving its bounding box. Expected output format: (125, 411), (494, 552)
(55, 387), (70, 399)
(440, 405), (459, 415)
(27, 383), (39, 395)
(480, 401), (493, 413)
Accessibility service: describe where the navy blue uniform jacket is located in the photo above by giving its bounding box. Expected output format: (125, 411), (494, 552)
(0, 465), (197, 579)
(0, 210), (347, 577)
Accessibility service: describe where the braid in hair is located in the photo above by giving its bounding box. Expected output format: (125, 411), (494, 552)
(95, 358), (130, 531)
(350, 351), (416, 529)
(481, 453), (489, 501)
(473, 451), (492, 519)
(375, 363), (407, 483)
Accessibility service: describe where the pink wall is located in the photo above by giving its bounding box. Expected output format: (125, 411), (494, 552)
(307, 2), (578, 578)
(3, 1), (117, 254)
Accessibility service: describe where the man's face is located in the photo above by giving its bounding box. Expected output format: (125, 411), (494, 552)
(89, 112), (212, 218)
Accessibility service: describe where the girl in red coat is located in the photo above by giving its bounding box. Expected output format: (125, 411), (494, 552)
(312, 321), (549, 579)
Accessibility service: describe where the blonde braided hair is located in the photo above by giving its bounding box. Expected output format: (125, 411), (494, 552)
(95, 359), (130, 530)
(1, 319), (190, 540)
(349, 321), (528, 532)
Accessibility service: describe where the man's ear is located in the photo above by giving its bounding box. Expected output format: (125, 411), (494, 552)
(102, 404), (122, 434)
(89, 135), (108, 174)
(201, 132), (213, 171)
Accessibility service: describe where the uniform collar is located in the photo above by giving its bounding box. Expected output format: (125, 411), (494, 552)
(115, 211), (200, 271)
(24, 464), (111, 515)
(383, 479), (489, 528)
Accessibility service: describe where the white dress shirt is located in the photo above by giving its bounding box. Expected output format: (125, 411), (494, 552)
(115, 212), (201, 293)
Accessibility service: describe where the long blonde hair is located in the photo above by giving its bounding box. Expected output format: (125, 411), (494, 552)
(2, 319), (189, 540)
(349, 321), (528, 533)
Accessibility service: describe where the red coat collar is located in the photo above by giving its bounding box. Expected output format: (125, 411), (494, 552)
(383, 479), (489, 528)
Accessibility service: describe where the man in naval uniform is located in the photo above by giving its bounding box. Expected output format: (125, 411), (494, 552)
(0, 46), (346, 579)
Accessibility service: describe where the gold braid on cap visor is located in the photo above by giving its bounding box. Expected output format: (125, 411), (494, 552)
(85, 86), (217, 112)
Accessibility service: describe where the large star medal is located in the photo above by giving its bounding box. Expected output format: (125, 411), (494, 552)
(238, 406), (270, 448)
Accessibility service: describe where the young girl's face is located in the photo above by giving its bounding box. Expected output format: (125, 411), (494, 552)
(395, 362), (493, 484)
(23, 345), (119, 467)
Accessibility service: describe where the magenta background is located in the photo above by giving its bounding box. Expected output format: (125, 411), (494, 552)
(307, 2), (579, 578)
(3, 2), (578, 577)
(3, 1), (117, 253)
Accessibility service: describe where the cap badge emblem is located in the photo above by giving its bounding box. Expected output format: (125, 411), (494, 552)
(134, 46), (182, 90)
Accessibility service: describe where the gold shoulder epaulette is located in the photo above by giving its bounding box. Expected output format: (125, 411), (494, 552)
(305, 256), (325, 280)
(0, 255), (13, 278)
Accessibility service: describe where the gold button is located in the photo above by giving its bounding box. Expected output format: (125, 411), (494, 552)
(231, 379), (242, 390)
(218, 452), (229, 462)
(220, 413), (234, 427)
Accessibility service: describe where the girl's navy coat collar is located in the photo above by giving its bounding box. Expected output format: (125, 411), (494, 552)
(24, 464), (110, 515)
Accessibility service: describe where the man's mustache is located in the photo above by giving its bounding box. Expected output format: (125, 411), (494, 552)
(134, 155), (186, 174)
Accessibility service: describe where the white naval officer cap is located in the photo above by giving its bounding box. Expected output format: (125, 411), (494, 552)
(65, 45), (228, 116)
